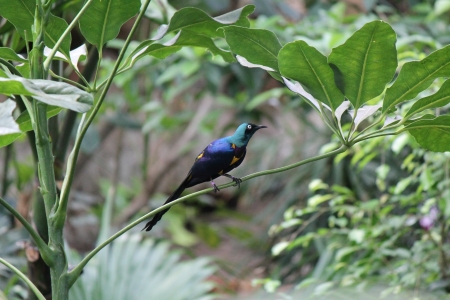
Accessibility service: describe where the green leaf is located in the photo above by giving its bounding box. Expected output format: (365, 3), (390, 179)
(279, 40), (344, 110)
(79, 0), (141, 48)
(45, 14), (72, 57)
(405, 115), (450, 152)
(383, 45), (450, 113)
(0, 0), (34, 40)
(0, 1), (71, 54)
(127, 31), (234, 67)
(153, 5), (255, 40)
(272, 241), (289, 256)
(328, 21), (397, 109)
(0, 47), (27, 62)
(0, 99), (20, 135)
(0, 76), (93, 112)
(405, 79), (450, 118)
(223, 26), (282, 72)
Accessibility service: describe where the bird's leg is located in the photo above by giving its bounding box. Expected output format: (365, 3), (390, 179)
(210, 178), (220, 193)
(222, 174), (242, 189)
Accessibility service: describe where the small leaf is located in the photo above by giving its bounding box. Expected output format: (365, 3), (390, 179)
(0, 106), (62, 148)
(348, 229), (365, 244)
(282, 77), (331, 112)
(405, 79), (450, 118)
(335, 100), (351, 128)
(279, 40), (344, 110)
(45, 14), (72, 57)
(272, 241), (289, 256)
(329, 21), (397, 109)
(223, 26), (282, 72)
(0, 76), (93, 112)
(405, 115), (450, 152)
(0, 47), (27, 62)
(349, 104), (381, 129)
(383, 45), (450, 112)
(0, 99), (20, 135)
(152, 5), (255, 40)
(79, 0), (141, 48)
(44, 44), (88, 71)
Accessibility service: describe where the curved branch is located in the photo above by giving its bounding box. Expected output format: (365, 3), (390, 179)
(66, 145), (347, 287)
(0, 197), (54, 266)
(0, 257), (46, 300)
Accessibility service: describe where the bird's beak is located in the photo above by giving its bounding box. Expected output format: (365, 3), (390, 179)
(255, 125), (267, 130)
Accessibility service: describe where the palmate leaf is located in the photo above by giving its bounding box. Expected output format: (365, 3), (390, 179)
(405, 115), (450, 152)
(328, 21), (397, 109)
(69, 235), (215, 300)
(79, 0), (141, 48)
(0, 0), (71, 56)
(383, 45), (450, 113)
(279, 40), (344, 111)
(223, 26), (282, 72)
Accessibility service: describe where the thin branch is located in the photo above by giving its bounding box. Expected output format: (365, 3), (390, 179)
(0, 197), (54, 265)
(66, 145), (347, 287)
(0, 257), (46, 300)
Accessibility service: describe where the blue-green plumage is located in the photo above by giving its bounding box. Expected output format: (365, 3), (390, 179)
(143, 123), (266, 231)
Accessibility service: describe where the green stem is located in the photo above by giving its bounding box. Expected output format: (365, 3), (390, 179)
(66, 145), (347, 287)
(0, 257), (46, 300)
(42, 0), (95, 71)
(55, 0), (153, 229)
(0, 197), (54, 265)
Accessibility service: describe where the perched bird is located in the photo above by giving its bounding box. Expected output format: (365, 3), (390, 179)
(143, 123), (267, 232)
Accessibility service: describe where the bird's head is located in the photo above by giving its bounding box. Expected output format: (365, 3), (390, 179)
(228, 123), (267, 147)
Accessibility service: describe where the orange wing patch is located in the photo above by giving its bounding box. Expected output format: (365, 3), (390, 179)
(230, 156), (240, 165)
(196, 151), (204, 161)
(231, 143), (236, 149)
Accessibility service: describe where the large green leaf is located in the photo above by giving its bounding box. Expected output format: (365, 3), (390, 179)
(153, 5), (255, 40)
(328, 21), (397, 109)
(0, 76), (93, 112)
(222, 26), (282, 72)
(405, 115), (450, 152)
(383, 45), (450, 113)
(279, 40), (344, 111)
(79, 0), (141, 48)
(405, 79), (450, 118)
(0, 0), (71, 55)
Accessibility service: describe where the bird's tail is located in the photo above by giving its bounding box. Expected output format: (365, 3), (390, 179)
(142, 175), (191, 232)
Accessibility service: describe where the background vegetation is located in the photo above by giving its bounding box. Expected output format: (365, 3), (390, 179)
(2, 0), (450, 299)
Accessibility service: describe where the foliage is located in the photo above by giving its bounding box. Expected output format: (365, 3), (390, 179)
(2, 0), (450, 299)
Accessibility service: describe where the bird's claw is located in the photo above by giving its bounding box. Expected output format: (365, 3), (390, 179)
(211, 181), (220, 193)
(231, 176), (242, 189)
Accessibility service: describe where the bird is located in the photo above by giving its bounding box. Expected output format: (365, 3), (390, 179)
(142, 122), (267, 232)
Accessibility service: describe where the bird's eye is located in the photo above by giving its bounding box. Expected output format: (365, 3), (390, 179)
(247, 125), (252, 129)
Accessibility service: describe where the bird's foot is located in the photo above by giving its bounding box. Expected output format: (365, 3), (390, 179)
(211, 180), (220, 193)
(231, 176), (242, 189)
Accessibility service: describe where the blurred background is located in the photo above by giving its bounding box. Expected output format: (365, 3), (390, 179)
(2, 0), (450, 299)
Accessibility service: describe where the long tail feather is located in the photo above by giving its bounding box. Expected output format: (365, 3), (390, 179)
(142, 175), (190, 232)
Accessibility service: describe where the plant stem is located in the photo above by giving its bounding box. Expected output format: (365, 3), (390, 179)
(56, 0), (153, 229)
(66, 145), (347, 287)
(0, 257), (46, 300)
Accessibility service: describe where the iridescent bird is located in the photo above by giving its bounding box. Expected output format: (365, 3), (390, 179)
(143, 123), (267, 231)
